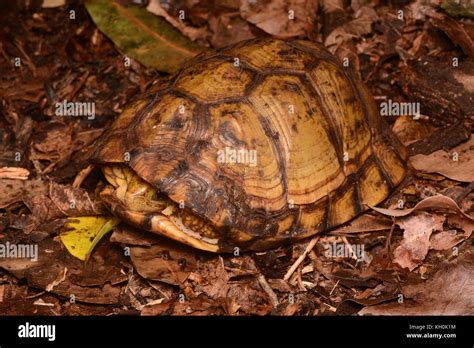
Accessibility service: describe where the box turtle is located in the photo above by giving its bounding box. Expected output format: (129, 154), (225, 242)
(90, 38), (408, 253)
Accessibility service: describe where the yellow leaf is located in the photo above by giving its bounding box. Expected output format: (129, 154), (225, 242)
(60, 216), (120, 261)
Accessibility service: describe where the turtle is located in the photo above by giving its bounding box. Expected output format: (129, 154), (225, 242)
(89, 37), (408, 253)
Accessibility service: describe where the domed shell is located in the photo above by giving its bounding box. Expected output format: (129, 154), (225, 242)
(91, 38), (408, 250)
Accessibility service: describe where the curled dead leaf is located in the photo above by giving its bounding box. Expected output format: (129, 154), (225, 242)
(371, 195), (473, 220)
(240, 0), (318, 38)
(49, 182), (104, 216)
(325, 6), (378, 49)
(410, 135), (474, 182)
(0, 179), (48, 209)
(146, 0), (208, 42)
(130, 241), (197, 285)
(359, 253), (474, 315)
(393, 212), (445, 271)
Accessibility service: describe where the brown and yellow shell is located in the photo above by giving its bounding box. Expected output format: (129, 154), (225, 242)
(91, 38), (408, 251)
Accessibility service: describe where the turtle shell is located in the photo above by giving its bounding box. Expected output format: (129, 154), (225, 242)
(91, 38), (408, 251)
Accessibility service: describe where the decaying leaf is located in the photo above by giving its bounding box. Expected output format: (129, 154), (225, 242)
(240, 0), (318, 38)
(141, 295), (226, 316)
(130, 241), (197, 285)
(86, 0), (203, 72)
(431, 16), (474, 58)
(0, 237), (126, 304)
(429, 214), (474, 250)
(46, 267), (67, 292)
(208, 13), (255, 48)
(393, 212), (445, 271)
(0, 179), (48, 209)
(146, 0), (208, 42)
(371, 195), (473, 220)
(49, 182), (104, 216)
(325, 6), (379, 49)
(410, 136), (474, 182)
(359, 253), (474, 315)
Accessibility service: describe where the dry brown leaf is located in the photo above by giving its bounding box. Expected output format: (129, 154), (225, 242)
(448, 213), (474, 232)
(431, 17), (474, 58)
(410, 135), (474, 182)
(46, 267), (67, 292)
(240, 0), (318, 38)
(0, 237), (126, 304)
(429, 229), (471, 250)
(321, 0), (344, 13)
(372, 195), (473, 220)
(30, 123), (75, 173)
(359, 253), (474, 315)
(130, 241), (197, 285)
(0, 179), (48, 209)
(141, 295), (226, 316)
(196, 257), (230, 299)
(208, 13), (255, 48)
(325, 6), (378, 49)
(393, 212), (445, 270)
(146, 0), (208, 42)
(453, 70), (474, 94)
(408, 0), (438, 21)
(49, 182), (103, 216)
(24, 195), (65, 233)
(430, 214), (474, 250)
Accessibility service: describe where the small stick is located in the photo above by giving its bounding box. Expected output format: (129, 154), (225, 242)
(329, 279), (340, 296)
(341, 236), (358, 261)
(72, 164), (94, 188)
(385, 217), (396, 261)
(284, 236), (319, 281)
(257, 274), (279, 308)
(0, 167), (29, 180)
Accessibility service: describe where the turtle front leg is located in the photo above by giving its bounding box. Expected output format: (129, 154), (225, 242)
(102, 165), (169, 213)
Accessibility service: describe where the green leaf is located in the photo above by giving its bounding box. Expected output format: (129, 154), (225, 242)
(60, 216), (121, 261)
(85, 0), (204, 72)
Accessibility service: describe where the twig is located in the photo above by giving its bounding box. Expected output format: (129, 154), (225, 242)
(72, 164), (94, 188)
(257, 274), (279, 308)
(341, 236), (358, 261)
(296, 266), (306, 291)
(0, 167), (29, 180)
(283, 236), (319, 281)
(329, 279), (340, 296)
(385, 217), (397, 261)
